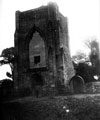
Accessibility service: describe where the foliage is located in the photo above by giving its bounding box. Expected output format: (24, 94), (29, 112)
(72, 53), (94, 83)
(85, 38), (99, 52)
(1, 47), (15, 63)
(0, 47), (15, 79)
(84, 39), (100, 75)
(72, 51), (88, 63)
(72, 39), (100, 82)
(0, 79), (13, 99)
(0, 47), (15, 100)
(76, 62), (94, 83)
(89, 40), (100, 77)
(94, 59), (100, 75)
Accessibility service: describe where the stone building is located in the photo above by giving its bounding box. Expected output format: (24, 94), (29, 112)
(14, 3), (74, 95)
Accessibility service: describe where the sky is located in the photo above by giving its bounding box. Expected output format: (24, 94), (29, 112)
(0, 0), (100, 79)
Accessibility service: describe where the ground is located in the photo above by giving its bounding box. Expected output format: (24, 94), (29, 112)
(1, 94), (100, 120)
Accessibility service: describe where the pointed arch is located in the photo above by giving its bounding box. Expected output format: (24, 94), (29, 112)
(25, 25), (48, 69)
(29, 31), (46, 68)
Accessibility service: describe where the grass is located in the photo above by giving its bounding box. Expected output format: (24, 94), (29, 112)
(2, 95), (100, 120)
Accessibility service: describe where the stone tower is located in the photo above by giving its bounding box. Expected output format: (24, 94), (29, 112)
(14, 3), (74, 95)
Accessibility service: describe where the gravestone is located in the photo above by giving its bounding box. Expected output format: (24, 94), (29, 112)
(69, 75), (85, 93)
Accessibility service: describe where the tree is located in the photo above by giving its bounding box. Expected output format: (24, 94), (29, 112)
(0, 47), (15, 80)
(72, 49), (94, 83)
(85, 39), (100, 77)
(76, 62), (94, 83)
(72, 39), (100, 82)
(85, 39), (99, 62)
(85, 38), (99, 50)
(72, 50), (89, 64)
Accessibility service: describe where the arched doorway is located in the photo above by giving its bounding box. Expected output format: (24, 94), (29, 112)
(31, 73), (44, 97)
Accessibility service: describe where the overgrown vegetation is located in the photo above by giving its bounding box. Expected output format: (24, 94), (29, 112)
(72, 39), (100, 83)
(0, 47), (15, 80)
(0, 47), (15, 100)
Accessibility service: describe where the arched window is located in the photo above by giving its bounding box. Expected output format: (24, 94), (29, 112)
(29, 31), (46, 69)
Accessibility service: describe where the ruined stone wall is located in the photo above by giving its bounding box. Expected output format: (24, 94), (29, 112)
(58, 13), (75, 85)
(14, 3), (74, 96)
(14, 4), (58, 92)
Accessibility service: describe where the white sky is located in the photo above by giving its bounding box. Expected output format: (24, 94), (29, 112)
(0, 0), (100, 79)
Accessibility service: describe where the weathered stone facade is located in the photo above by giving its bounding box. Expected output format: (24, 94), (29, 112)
(14, 3), (74, 95)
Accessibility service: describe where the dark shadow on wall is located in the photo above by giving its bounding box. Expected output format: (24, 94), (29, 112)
(31, 73), (44, 97)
